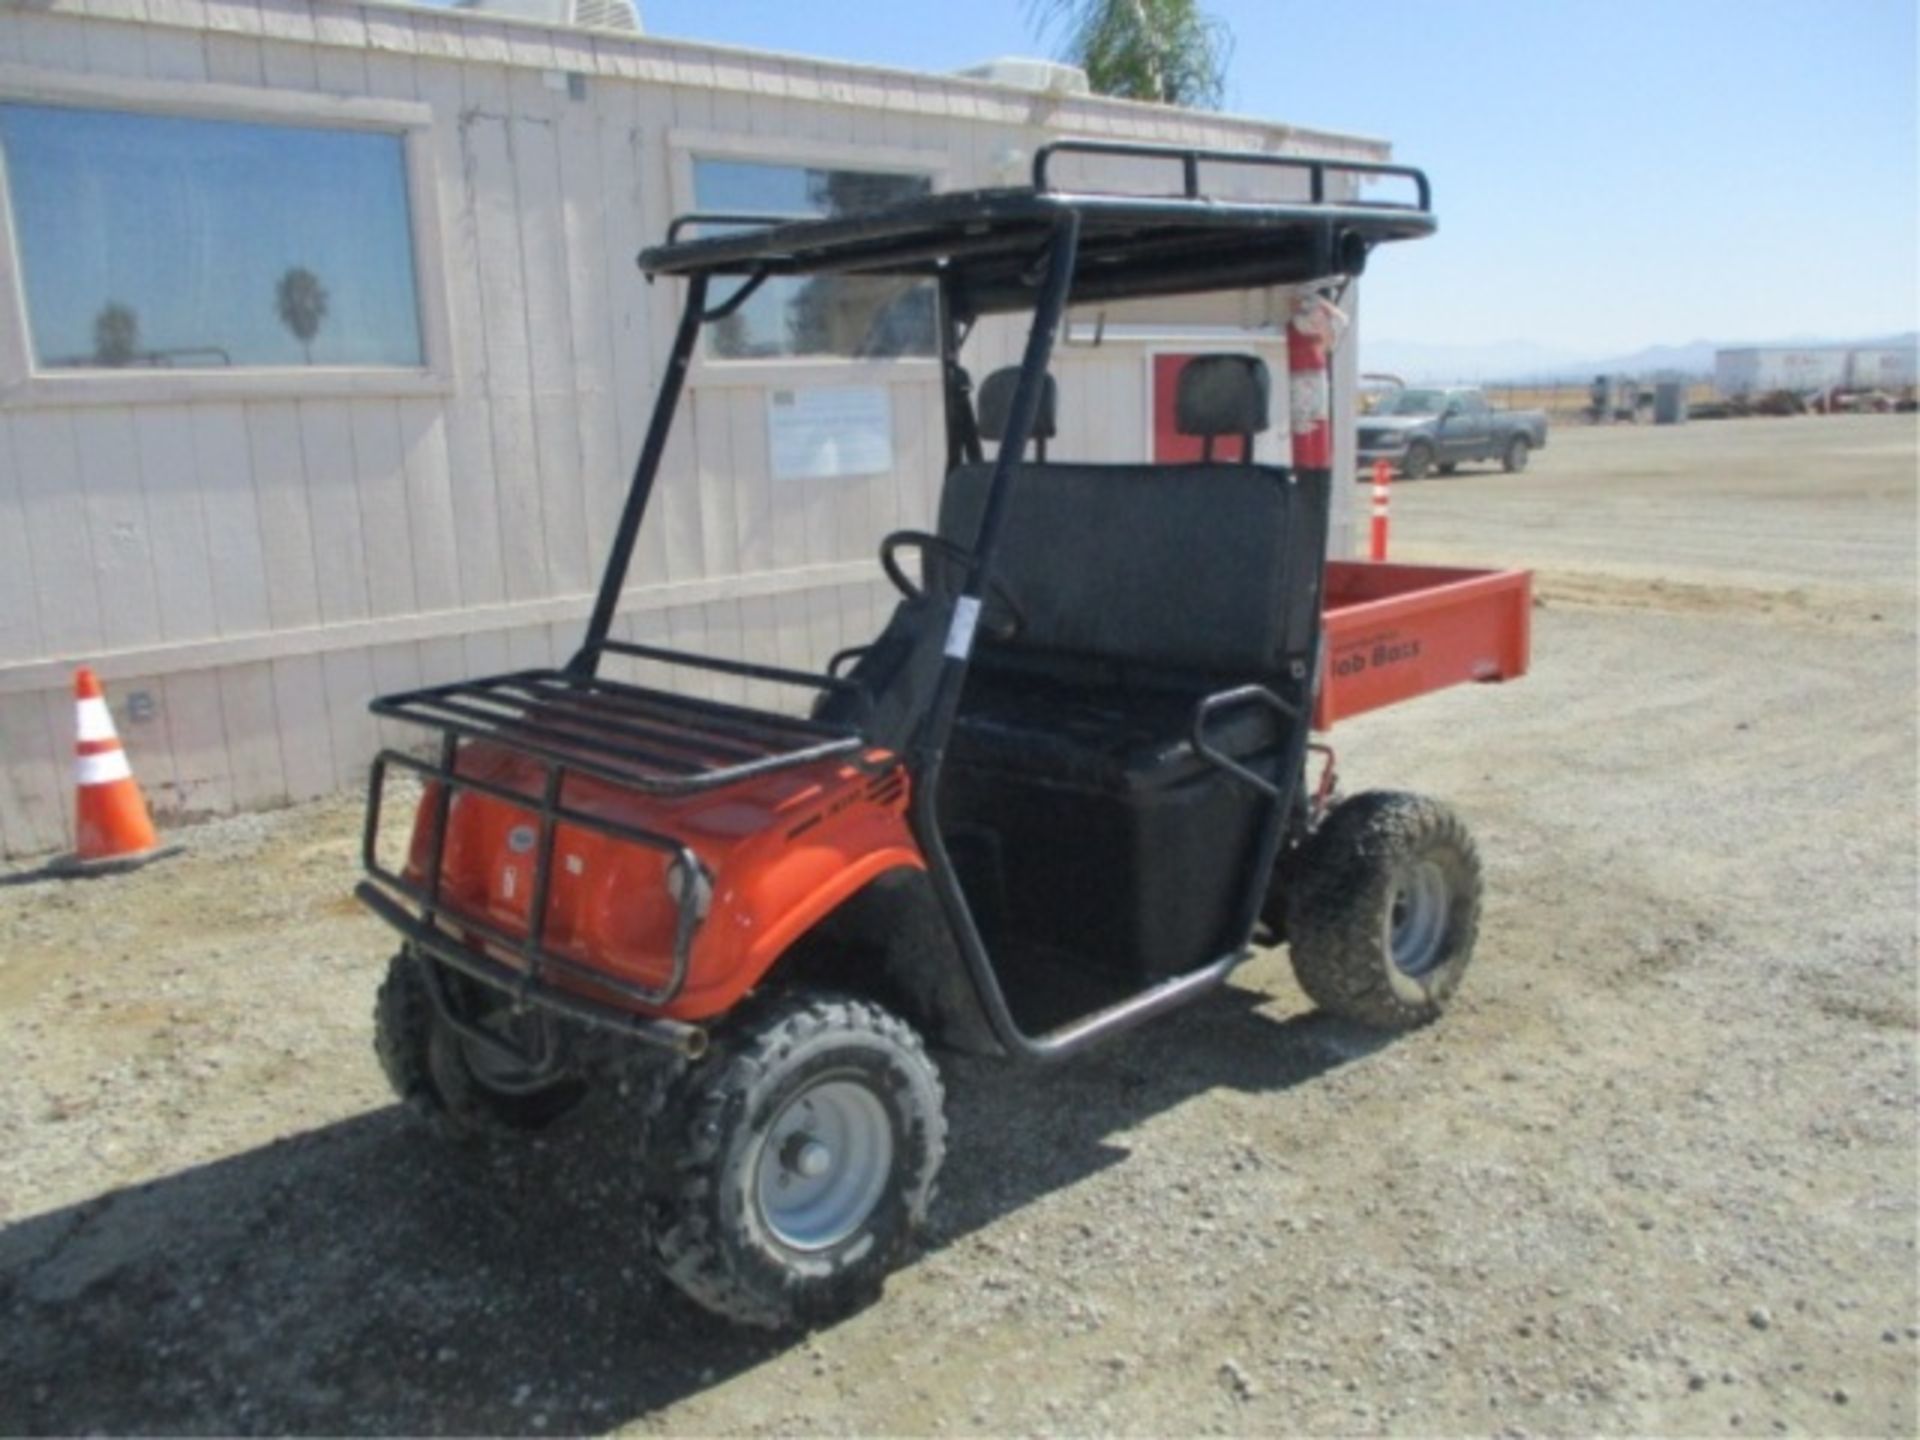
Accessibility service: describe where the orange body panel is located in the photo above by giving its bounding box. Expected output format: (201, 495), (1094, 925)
(404, 745), (922, 1021)
(1316, 561), (1533, 729)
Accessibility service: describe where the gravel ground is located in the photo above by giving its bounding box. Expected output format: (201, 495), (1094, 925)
(1, 415), (1915, 1436)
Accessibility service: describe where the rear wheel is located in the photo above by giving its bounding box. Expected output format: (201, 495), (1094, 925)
(374, 950), (587, 1142)
(1285, 792), (1482, 1030)
(1503, 435), (1531, 472)
(1400, 442), (1435, 480)
(651, 991), (946, 1330)
(1437, 461), (1458, 475)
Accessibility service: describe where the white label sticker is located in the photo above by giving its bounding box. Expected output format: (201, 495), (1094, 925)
(945, 596), (982, 659)
(767, 385), (894, 481)
(1289, 371), (1330, 432)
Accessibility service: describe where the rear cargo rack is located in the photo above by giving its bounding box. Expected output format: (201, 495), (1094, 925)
(369, 642), (867, 795)
(359, 643), (872, 1015)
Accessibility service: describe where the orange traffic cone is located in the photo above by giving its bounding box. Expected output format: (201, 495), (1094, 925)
(59, 667), (173, 874)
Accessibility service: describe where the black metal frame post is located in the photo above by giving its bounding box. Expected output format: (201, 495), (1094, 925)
(915, 213), (1081, 759)
(901, 211), (1326, 1062)
(913, 647), (1321, 1064)
(910, 212), (1246, 1062)
(571, 273), (709, 675)
(937, 277), (982, 475)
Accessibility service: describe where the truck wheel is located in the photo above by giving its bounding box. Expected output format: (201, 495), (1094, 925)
(1437, 462), (1458, 475)
(374, 950), (587, 1142)
(1285, 792), (1482, 1030)
(652, 991), (946, 1330)
(1503, 435), (1531, 472)
(1400, 442), (1434, 480)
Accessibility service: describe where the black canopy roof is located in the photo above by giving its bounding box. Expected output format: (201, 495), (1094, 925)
(638, 141), (1435, 316)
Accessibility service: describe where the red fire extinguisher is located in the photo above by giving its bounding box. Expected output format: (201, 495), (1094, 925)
(1286, 296), (1334, 472)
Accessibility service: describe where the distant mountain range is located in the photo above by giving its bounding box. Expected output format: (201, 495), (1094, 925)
(1361, 332), (1919, 384)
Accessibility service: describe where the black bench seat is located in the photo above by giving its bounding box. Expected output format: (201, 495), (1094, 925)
(936, 458), (1327, 794)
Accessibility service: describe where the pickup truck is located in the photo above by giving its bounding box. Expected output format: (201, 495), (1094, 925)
(1357, 386), (1549, 479)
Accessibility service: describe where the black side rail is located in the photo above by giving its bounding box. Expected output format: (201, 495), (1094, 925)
(588, 637), (873, 718)
(1190, 683), (1302, 799)
(1031, 139), (1432, 213)
(826, 644), (871, 679)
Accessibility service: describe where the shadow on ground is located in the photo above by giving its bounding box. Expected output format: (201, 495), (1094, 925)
(0, 988), (1384, 1435)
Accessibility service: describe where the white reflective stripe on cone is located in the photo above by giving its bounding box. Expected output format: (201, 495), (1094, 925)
(76, 696), (118, 743)
(75, 747), (133, 786)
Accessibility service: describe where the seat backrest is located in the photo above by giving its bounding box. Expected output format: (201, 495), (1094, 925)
(1176, 354), (1271, 463)
(937, 460), (1327, 680)
(976, 367), (1057, 460)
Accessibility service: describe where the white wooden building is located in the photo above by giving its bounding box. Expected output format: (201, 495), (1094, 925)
(0, 0), (1386, 857)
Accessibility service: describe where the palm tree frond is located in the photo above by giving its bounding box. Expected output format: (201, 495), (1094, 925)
(1027, 0), (1230, 108)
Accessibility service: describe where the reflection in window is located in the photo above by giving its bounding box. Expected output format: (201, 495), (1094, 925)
(692, 158), (935, 360)
(0, 104), (424, 370)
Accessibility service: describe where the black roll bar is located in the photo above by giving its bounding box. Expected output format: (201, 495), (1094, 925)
(937, 277), (983, 474)
(901, 202), (1334, 1059)
(1191, 684), (1303, 799)
(573, 272), (708, 673)
(931, 211), (1083, 703)
(702, 270), (771, 322)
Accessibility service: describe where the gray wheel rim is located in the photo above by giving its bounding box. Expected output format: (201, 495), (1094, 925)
(455, 1014), (553, 1095)
(460, 1033), (541, 1091)
(1388, 860), (1451, 978)
(754, 1077), (893, 1252)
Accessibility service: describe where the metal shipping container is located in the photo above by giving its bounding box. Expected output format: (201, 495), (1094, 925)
(1716, 342), (1918, 396)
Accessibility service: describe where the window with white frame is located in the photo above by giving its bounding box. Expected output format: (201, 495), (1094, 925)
(692, 157), (935, 361)
(0, 103), (424, 371)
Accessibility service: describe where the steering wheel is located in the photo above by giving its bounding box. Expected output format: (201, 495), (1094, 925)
(879, 530), (1025, 641)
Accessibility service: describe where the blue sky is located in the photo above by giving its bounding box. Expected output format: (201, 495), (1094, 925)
(638, 0), (1919, 357)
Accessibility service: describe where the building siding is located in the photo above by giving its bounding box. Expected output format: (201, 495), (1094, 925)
(0, 0), (1383, 855)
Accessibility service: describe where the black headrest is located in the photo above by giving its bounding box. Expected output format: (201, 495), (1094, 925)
(977, 366), (1057, 446)
(1176, 355), (1271, 438)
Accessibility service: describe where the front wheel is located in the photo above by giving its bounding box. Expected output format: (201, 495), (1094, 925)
(651, 991), (946, 1329)
(374, 950), (588, 1142)
(1285, 792), (1482, 1030)
(1400, 442), (1435, 480)
(1503, 435), (1531, 472)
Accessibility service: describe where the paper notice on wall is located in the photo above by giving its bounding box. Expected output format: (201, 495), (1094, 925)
(767, 386), (894, 481)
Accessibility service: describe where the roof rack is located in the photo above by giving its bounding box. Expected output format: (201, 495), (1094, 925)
(1028, 138), (1431, 208)
(639, 139), (1434, 315)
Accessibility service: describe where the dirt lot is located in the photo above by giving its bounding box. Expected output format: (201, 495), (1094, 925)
(2, 415), (1915, 1436)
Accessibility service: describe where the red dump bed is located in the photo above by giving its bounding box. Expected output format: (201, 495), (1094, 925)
(1316, 561), (1533, 729)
